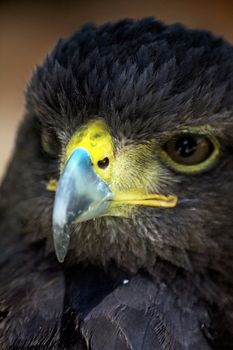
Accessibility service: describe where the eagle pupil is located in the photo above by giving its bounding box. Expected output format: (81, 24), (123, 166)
(98, 157), (109, 169)
(175, 135), (197, 157)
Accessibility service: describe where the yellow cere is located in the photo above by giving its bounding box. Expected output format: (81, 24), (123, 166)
(64, 119), (114, 182)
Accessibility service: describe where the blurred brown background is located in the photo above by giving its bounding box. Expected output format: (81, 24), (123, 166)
(1, 0), (233, 179)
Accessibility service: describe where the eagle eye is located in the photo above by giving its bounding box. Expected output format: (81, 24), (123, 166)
(161, 133), (220, 173)
(41, 129), (60, 158)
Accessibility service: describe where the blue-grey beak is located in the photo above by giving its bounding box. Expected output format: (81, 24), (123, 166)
(52, 147), (113, 262)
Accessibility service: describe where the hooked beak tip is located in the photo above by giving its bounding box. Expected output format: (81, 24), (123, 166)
(53, 224), (71, 263)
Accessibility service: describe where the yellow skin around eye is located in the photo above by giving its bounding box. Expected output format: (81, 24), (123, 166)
(64, 119), (114, 182)
(160, 130), (220, 174)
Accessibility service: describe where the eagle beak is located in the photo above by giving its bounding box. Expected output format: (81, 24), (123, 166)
(52, 147), (113, 262)
(51, 118), (177, 263)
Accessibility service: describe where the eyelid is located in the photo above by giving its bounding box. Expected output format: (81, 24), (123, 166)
(158, 125), (221, 143)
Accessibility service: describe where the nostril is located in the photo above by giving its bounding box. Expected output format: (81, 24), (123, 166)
(97, 157), (109, 169)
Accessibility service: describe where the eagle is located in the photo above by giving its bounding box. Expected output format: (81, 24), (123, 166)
(0, 17), (233, 349)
